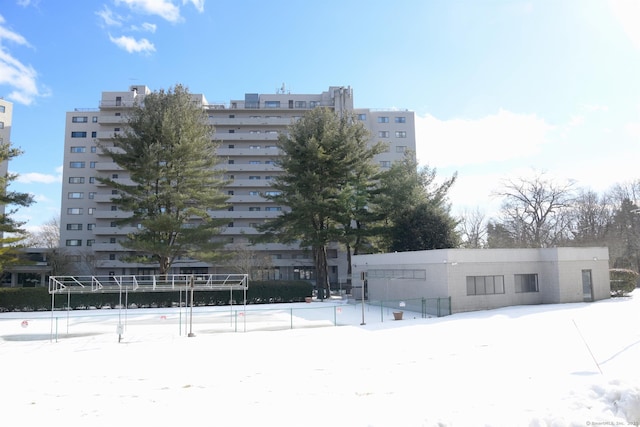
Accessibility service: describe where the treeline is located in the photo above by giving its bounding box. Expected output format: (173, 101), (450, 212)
(458, 172), (640, 271)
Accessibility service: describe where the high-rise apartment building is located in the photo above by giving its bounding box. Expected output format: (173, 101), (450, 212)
(59, 85), (416, 285)
(0, 99), (12, 220)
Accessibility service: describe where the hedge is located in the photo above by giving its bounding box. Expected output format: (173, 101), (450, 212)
(610, 268), (638, 297)
(0, 280), (313, 312)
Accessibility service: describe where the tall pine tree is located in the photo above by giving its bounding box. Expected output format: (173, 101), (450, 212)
(99, 85), (228, 275)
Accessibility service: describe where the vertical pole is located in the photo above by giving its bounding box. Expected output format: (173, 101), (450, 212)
(188, 275), (195, 337)
(50, 292), (55, 343)
(66, 289), (71, 335)
(360, 282), (366, 326)
(290, 308), (293, 329)
(179, 288), (182, 336)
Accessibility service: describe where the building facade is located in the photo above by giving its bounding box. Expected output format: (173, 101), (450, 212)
(59, 85), (416, 283)
(0, 99), (11, 218)
(352, 247), (610, 314)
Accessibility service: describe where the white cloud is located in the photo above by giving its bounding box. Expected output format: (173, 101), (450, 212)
(184, 0), (205, 13)
(610, 0), (640, 49)
(109, 34), (156, 54)
(626, 122), (640, 138)
(415, 109), (553, 168)
(96, 6), (123, 27)
(0, 15), (48, 105)
(581, 103), (609, 112)
(115, 0), (182, 23)
(16, 172), (61, 184)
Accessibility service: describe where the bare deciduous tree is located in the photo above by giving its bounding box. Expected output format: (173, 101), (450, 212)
(492, 171), (575, 248)
(457, 208), (487, 248)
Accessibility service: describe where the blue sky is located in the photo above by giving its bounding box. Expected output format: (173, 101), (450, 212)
(1, 0), (640, 232)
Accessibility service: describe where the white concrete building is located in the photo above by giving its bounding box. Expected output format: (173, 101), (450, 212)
(352, 247), (610, 315)
(59, 85), (416, 283)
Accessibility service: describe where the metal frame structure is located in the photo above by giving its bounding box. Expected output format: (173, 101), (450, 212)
(48, 274), (249, 341)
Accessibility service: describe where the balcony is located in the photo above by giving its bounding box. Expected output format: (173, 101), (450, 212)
(216, 147), (281, 157)
(224, 164), (279, 172)
(209, 210), (283, 219)
(209, 117), (293, 126)
(92, 226), (137, 236)
(213, 133), (279, 142)
(99, 115), (126, 124)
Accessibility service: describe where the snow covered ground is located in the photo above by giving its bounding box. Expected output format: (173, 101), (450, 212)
(1, 292), (639, 427)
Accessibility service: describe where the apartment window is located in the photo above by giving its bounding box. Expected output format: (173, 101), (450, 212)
(227, 222), (234, 228)
(466, 275), (505, 296)
(114, 127), (120, 132)
(65, 239), (82, 247)
(228, 129), (235, 133)
(395, 131), (407, 138)
(70, 147), (86, 154)
(91, 146), (97, 153)
(71, 131), (87, 138)
(0, 106), (4, 113)
(249, 145), (261, 149)
(265, 176), (273, 180)
(264, 191), (281, 196)
(265, 207), (282, 211)
(110, 238), (116, 243)
(70, 161), (85, 168)
(227, 206), (234, 211)
(249, 207), (261, 211)
(378, 131), (389, 138)
(69, 177), (85, 184)
(66, 224), (82, 230)
(67, 208), (83, 215)
(228, 144), (234, 149)
(295, 101), (307, 108)
(514, 274), (539, 293)
(357, 113), (366, 121)
(228, 159), (235, 164)
(377, 116), (389, 123)
(309, 101), (319, 108)
(110, 222), (117, 227)
(0, 122), (3, 129)
(86, 239), (95, 247)
(249, 176), (261, 180)
(87, 223), (95, 230)
(109, 254), (116, 260)
(249, 161), (261, 165)
(380, 161), (391, 168)
(265, 101), (280, 108)
(112, 174), (118, 179)
(249, 191), (260, 196)
(68, 192), (84, 199)
(91, 131), (97, 138)
(396, 146), (407, 153)
(88, 208), (94, 215)
(72, 116), (88, 123)
(250, 130), (261, 134)
(111, 206), (118, 211)
(394, 116), (406, 123)
(249, 222), (260, 228)
(90, 161), (97, 168)
(92, 116), (98, 123)
(227, 190), (234, 195)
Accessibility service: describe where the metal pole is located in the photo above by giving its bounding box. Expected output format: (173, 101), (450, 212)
(360, 282), (366, 325)
(188, 275), (195, 337)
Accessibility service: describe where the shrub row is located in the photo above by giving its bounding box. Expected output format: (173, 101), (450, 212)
(0, 280), (313, 312)
(609, 268), (638, 297)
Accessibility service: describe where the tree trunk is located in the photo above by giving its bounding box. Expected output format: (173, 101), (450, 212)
(314, 246), (329, 300)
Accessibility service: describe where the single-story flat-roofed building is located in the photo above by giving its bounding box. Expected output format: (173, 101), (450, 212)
(351, 247), (610, 315)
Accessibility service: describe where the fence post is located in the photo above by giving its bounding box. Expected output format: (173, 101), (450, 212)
(422, 298), (426, 318)
(437, 298), (441, 317)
